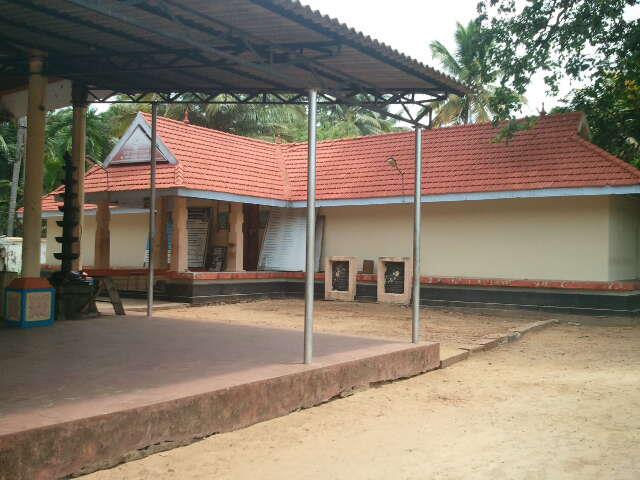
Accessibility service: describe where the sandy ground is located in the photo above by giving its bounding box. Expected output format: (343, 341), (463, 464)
(148, 298), (546, 357)
(83, 303), (640, 479)
(83, 322), (640, 480)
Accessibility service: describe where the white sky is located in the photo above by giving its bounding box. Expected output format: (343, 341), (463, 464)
(300, 1), (640, 117)
(300, 0), (571, 116)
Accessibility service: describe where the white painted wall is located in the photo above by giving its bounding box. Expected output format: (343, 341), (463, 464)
(320, 196), (619, 281)
(46, 212), (148, 268)
(44, 195), (640, 282)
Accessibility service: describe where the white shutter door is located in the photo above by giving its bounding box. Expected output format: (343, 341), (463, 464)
(259, 208), (324, 272)
(187, 208), (210, 269)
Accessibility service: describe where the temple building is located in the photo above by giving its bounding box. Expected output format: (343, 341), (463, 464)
(40, 111), (640, 314)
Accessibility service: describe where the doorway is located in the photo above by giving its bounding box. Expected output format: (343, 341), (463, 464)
(243, 204), (260, 271)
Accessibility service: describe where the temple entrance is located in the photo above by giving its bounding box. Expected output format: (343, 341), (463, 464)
(243, 204), (260, 271)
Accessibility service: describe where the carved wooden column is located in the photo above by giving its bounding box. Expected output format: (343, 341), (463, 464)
(226, 202), (244, 272)
(21, 54), (47, 278)
(169, 197), (188, 272)
(94, 200), (110, 269)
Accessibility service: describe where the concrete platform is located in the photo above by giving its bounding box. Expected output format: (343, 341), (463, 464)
(0, 316), (439, 480)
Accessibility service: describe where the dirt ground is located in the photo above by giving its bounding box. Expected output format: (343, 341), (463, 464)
(82, 301), (640, 479)
(82, 319), (640, 480)
(153, 298), (547, 357)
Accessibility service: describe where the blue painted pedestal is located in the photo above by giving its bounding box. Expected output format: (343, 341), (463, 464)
(5, 279), (55, 328)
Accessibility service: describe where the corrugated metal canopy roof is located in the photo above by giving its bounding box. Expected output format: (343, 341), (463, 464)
(0, 0), (467, 112)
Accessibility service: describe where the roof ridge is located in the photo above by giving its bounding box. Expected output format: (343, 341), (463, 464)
(148, 111), (415, 148)
(284, 129), (414, 148)
(424, 111), (584, 133)
(572, 134), (640, 180)
(141, 112), (279, 147)
(277, 112), (584, 148)
(275, 144), (291, 198)
(142, 112), (583, 151)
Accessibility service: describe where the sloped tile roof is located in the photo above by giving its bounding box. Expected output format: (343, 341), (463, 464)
(282, 112), (640, 201)
(41, 111), (640, 211)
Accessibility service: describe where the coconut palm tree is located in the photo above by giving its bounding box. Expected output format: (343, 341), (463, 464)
(428, 20), (498, 126)
(44, 107), (116, 192)
(315, 103), (398, 141)
(158, 94), (306, 142)
(103, 93), (398, 144)
(101, 101), (152, 138)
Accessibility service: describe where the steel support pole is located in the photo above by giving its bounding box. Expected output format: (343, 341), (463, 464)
(412, 127), (423, 343)
(304, 89), (318, 364)
(147, 103), (158, 317)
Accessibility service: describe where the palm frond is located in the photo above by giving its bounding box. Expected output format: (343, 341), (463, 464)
(429, 40), (461, 78)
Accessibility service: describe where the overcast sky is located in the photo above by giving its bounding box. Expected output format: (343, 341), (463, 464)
(300, 0), (573, 116)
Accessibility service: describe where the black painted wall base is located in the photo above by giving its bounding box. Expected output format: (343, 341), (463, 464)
(138, 279), (640, 316)
(162, 279), (321, 305)
(357, 283), (640, 316)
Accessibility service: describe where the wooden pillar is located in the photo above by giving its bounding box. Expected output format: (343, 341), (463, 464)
(169, 197), (188, 272)
(21, 54), (47, 278)
(71, 84), (87, 271)
(153, 197), (168, 269)
(94, 200), (110, 269)
(226, 202), (244, 272)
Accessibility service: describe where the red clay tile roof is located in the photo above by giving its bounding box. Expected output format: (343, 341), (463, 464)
(41, 111), (640, 211)
(282, 112), (640, 200)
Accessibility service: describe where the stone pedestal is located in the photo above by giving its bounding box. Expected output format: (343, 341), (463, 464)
(377, 257), (412, 304)
(324, 256), (357, 301)
(4, 277), (55, 328)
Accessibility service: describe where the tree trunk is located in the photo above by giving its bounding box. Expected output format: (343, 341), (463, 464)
(7, 117), (26, 237)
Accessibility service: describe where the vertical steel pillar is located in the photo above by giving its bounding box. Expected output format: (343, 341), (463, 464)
(147, 103), (158, 317)
(412, 127), (423, 343)
(304, 89), (318, 364)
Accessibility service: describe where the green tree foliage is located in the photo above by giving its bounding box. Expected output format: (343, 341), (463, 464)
(0, 108), (114, 235)
(100, 102), (151, 139)
(43, 107), (116, 193)
(428, 20), (498, 126)
(104, 94), (397, 143)
(478, 0), (637, 98)
(100, 94), (398, 143)
(160, 96), (307, 142)
(555, 75), (640, 167)
(478, 0), (640, 164)
(314, 104), (397, 140)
